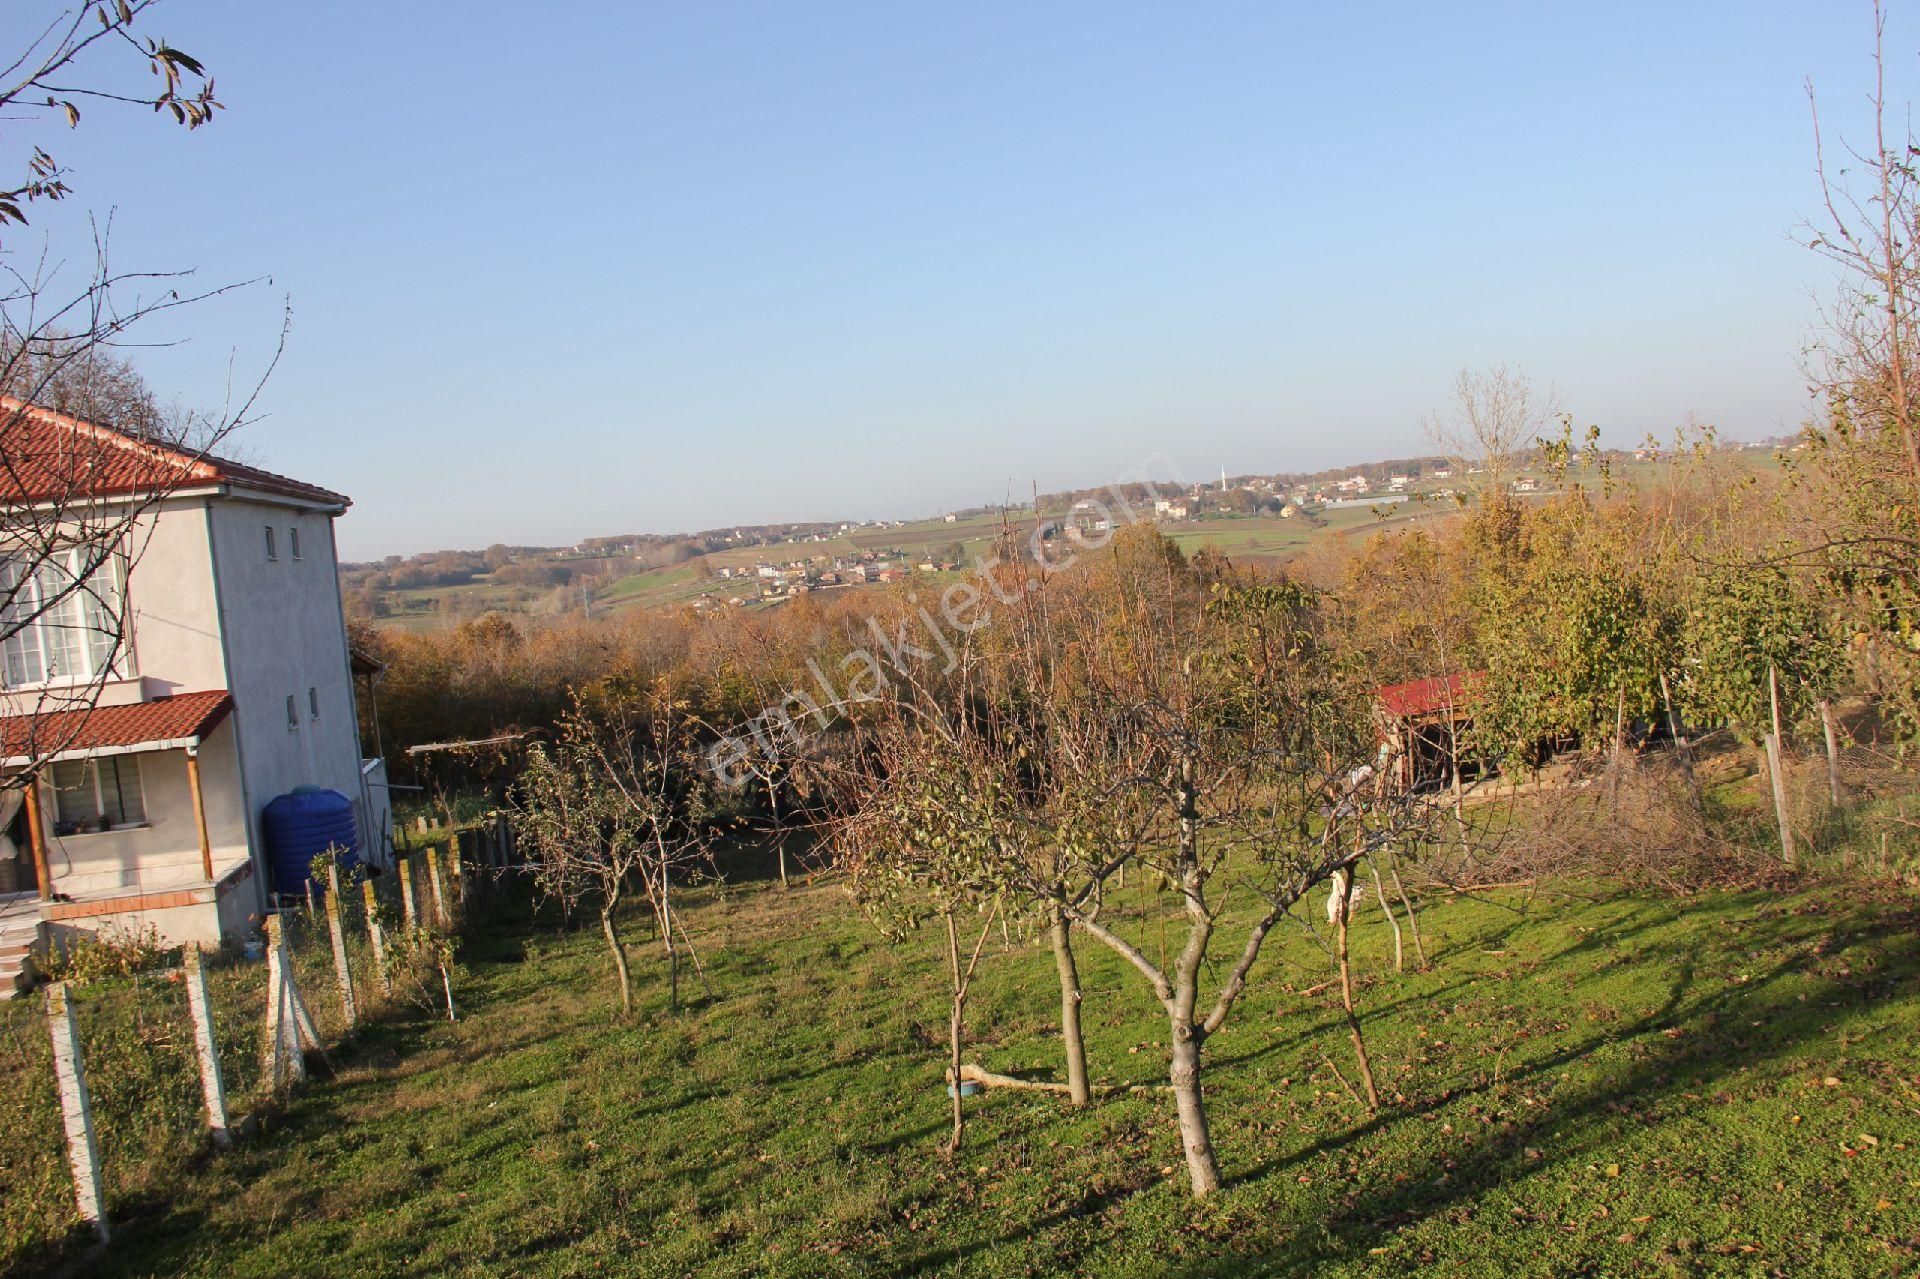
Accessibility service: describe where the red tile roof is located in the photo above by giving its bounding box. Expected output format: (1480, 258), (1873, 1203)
(1375, 671), (1484, 719)
(0, 690), (233, 761)
(0, 396), (349, 508)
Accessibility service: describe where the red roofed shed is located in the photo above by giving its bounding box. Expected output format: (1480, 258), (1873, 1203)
(1374, 671), (1485, 791)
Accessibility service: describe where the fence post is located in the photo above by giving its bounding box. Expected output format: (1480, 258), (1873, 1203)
(448, 838), (467, 922)
(262, 915), (323, 1089)
(182, 945), (232, 1148)
(362, 877), (390, 994)
(398, 854), (418, 927)
(425, 845), (448, 931)
(45, 982), (109, 1241)
(262, 915), (304, 1089)
(325, 864), (357, 1032)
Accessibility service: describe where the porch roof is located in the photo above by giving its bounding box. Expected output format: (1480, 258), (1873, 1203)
(0, 689), (233, 765)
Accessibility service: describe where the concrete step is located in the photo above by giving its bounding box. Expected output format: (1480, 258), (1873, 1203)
(0, 951), (33, 1000)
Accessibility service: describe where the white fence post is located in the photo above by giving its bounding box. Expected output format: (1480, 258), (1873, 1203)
(362, 877), (390, 994)
(262, 914), (303, 1089)
(448, 839), (466, 911)
(425, 846), (448, 931)
(183, 945), (232, 1148)
(262, 915), (323, 1090)
(45, 982), (109, 1241)
(398, 855), (417, 926)
(325, 864), (357, 1032)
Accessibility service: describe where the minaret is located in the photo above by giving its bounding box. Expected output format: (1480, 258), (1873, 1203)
(1220, 466), (1227, 493)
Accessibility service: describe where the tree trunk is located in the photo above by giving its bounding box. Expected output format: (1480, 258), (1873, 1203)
(1047, 905), (1092, 1106)
(1334, 872), (1380, 1110)
(940, 902), (999, 1156)
(1369, 862), (1403, 974)
(1168, 1029), (1219, 1196)
(944, 910), (966, 1154)
(1387, 856), (1427, 969)
(777, 838), (790, 890)
(659, 852), (680, 1012)
(1818, 698), (1844, 807)
(1167, 746), (1225, 1196)
(601, 899), (632, 1014)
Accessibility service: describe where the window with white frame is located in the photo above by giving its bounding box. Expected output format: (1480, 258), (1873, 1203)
(265, 525), (277, 561)
(286, 694), (298, 729)
(51, 756), (146, 829)
(308, 686), (320, 719)
(0, 548), (127, 688)
(289, 526), (302, 560)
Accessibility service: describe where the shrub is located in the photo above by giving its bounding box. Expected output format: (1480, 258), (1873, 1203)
(40, 923), (174, 985)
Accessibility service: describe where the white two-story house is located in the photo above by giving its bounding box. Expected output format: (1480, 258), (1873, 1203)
(0, 396), (389, 962)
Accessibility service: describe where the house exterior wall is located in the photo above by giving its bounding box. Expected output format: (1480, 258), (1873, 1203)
(206, 497), (365, 902)
(124, 499), (228, 695)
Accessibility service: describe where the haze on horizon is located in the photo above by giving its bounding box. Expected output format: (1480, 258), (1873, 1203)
(16, 0), (1904, 558)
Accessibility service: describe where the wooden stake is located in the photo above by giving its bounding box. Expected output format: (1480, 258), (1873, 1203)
(182, 945), (231, 1148)
(362, 878), (390, 994)
(325, 865), (357, 1032)
(1818, 698), (1844, 807)
(1659, 670), (1703, 815)
(46, 983), (109, 1240)
(1608, 685), (1626, 814)
(1767, 664), (1798, 867)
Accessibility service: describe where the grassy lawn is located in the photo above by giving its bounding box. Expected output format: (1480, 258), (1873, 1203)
(14, 868), (1918, 1277)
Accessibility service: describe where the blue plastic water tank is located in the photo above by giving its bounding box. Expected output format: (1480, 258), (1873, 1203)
(261, 786), (359, 897)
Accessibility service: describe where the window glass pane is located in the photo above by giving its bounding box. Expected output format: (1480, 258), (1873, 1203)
(36, 560), (84, 680)
(79, 554), (119, 676)
(101, 757), (143, 825)
(0, 550), (124, 686)
(1, 561), (43, 686)
(51, 759), (100, 826)
(265, 526), (276, 560)
(290, 527), (301, 559)
(50, 758), (144, 827)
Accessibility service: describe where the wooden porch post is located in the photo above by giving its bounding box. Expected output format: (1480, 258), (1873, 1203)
(22, 775), (51, 901)
(186, 747), (214, 882)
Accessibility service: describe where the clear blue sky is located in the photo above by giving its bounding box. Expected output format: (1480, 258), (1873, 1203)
(13, 1), (1907, 558)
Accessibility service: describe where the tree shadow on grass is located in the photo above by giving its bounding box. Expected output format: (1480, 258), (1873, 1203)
(886, 896), (1920, 1278)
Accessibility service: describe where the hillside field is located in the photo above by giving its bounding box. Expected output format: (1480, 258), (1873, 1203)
(14, 865), (1918, 1278)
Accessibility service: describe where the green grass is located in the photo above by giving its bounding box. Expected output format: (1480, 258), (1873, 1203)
(8, 866), (1919, 1277)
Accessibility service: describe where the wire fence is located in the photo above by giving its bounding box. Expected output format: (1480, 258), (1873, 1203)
(0, 824), (518, 1267)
